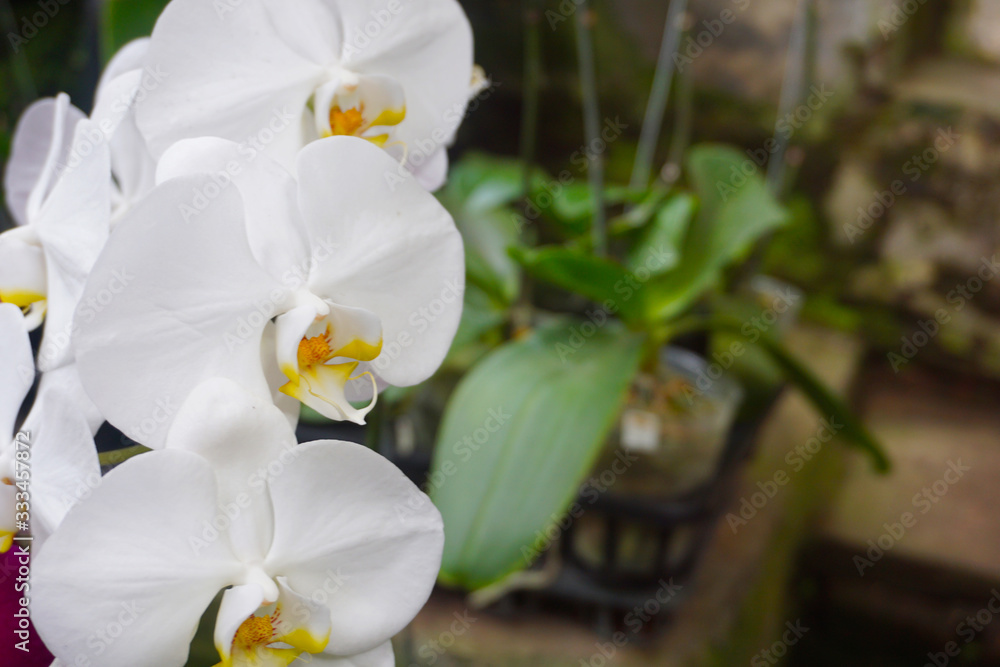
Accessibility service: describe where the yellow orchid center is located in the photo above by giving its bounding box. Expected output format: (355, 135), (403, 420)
(0, 290), (45, 310)
(234, 614), (276, 649)
(297, 326), (335, 367)
(329, 105), (366, 137)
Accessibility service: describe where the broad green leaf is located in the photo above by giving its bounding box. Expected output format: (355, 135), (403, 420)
(459, 208), (524, 305)
(709, 318), (890, 472)
(101, 0), (169, 61)
(510, 246), (643, 323)
(438, 154), (538, 306)
(440, 153), (538, 213)
(542, 181), (593, 237)
(626, 193), (695, 276)
(431, 322), (645, 590)
(644, 145), (788, 323)
(609, 184), (671, 233)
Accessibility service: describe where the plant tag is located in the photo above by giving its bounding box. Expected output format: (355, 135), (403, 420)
(621, 409), (660, 453)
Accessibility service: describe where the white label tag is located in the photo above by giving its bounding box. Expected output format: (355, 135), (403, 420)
(621, 409), (660, 453)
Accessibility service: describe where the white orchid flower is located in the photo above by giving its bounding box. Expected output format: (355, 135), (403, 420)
(91, 38), (160, 221)
(134, 0), (474, 190)
(0, 306), (100, 553)
(0, 303), (34, 552)
(32, 378), (443, 667)
(75, 136), (464, 448)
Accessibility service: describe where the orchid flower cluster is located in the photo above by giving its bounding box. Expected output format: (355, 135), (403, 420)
(1, 0), (476, 664)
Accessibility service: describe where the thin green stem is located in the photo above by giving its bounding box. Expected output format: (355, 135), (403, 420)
(519, 0), (542, 196)
(630, 0), (688, 191)
(574, 1), (606, 256)
(766, 0), (814, 197)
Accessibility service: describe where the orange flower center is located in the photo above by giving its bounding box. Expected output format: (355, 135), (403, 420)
(234, 614), (276, 649)
(329, 106), (365, 137)
(297, 326), (334, 367)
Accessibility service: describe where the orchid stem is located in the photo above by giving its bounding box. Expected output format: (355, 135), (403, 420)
(630, 0), (688, 191)
(520, 0), (542, 196)
(766, 0), (814, 198)
(574, 1), (606, 256)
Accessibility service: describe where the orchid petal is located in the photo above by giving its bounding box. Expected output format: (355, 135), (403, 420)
(297, 137), (464, 388)
(312, 642), (394, 667)
(156, 137), (310, 283)
(4, 95), (86, 226)
(74, 176), (291, 448)
(17, 367), (101, 546)
(0, 226), (47, 320)
(214, 584), (266, 666)
(264, 440), (443, 656)
(31, 450), (243, 667)
(412, 147), (449, 193)
(274, 303), (381, 424)
(333, 0), (473, 173)
(0, 303), (34, 439)
(273, 577), (332, 654)
(165, 378), (298, 562)
(33, 119), (112, 372)
(136, 0), (332, 165)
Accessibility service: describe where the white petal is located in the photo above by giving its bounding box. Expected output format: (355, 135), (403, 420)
(156, 137), (310, 283)
(264, 441), (443, 656)
(92, 69), (159, 214)
(0, 226), (47, 316)
(33, 119), (112, 372)
(74, 175), (291, 448)
(166, 378), (297, 562)
(412, 148), (449, 192)
(4, 94), (86, 226)
(17, 367), (101, 545)
(273, 577), (332, 654)
(136, 0), (333, 166)
(297, 137), (465, 388)
(97, 38), (149, 92)
(31, 450), (243, 667)
(334, 0), (473, 172)
(0, 303), (34, 439)
(214, 583), (266, 664)
(313, 642), (395, 667)
(274, 303), (381, 424)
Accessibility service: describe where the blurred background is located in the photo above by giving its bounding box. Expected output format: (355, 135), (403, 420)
(4, 0), (1000, 665)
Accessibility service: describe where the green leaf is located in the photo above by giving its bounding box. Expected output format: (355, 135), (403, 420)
(510, 246), (642, 323)
(626, 193), (695, 277)
(608, 184), (671, 233)
(431, 322), (645, 590)
(710, 319), (890, 472)
(643, 145), (789, 323)
(101, 0), (169, 61)
(437, 154), (538, 306)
